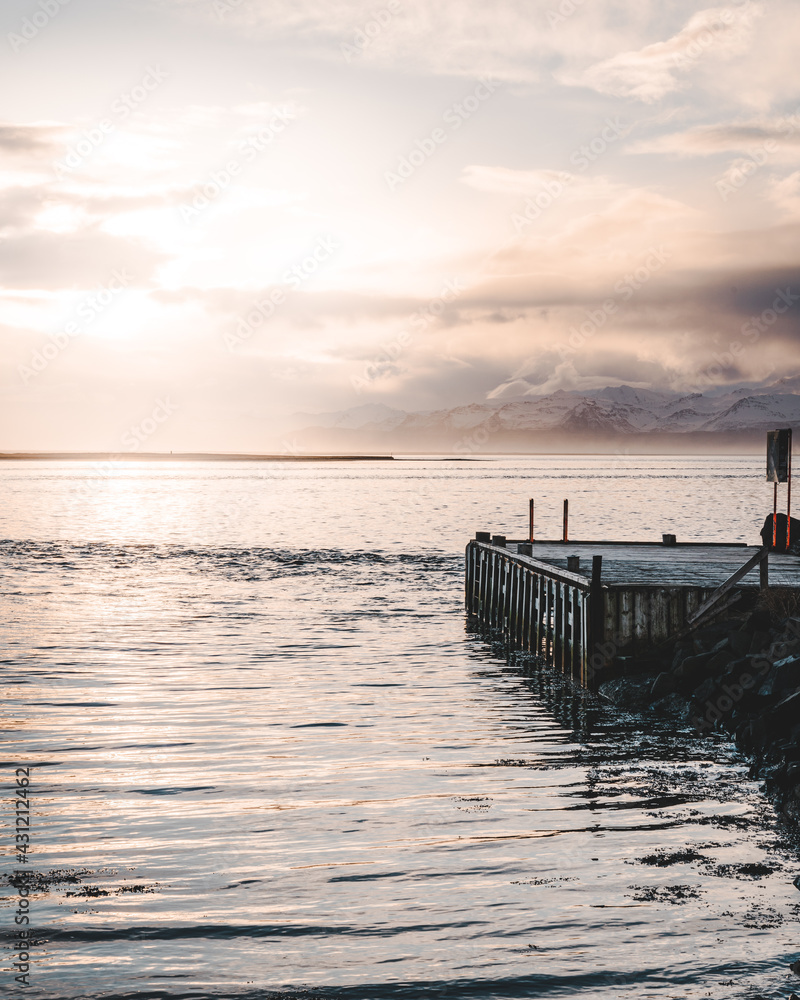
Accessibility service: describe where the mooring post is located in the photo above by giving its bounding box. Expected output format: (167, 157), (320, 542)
(563, 499), (569, 542)
(529, 499), (534, 543)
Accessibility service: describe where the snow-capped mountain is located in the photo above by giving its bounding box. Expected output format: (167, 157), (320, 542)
(289, 380), (800, 452)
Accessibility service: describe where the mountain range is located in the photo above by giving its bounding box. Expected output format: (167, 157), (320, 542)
(289, 378), (800, 453)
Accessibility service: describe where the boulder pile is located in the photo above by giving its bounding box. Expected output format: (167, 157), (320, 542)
(598, 607), (800, 826)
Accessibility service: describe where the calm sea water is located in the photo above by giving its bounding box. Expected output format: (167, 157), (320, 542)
(1, 456), (799, 1000)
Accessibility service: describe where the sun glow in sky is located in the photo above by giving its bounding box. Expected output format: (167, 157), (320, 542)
(2, 0), (800, 451)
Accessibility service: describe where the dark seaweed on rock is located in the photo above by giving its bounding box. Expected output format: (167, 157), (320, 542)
(635, 849), (706, 866)
(702, 862), (778, 878)
(66, 882), (159, 897)
(4, 868), (94, 891)
(626, 884), (703, 903)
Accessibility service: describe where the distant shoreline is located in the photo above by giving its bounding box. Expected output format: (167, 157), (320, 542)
(0, 452), (396, 462)
(0, 449), (766, 461)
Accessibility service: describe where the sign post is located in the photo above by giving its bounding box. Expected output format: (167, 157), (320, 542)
(766, 428), (793, 550)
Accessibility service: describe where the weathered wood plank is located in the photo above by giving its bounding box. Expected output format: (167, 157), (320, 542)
(619, 589), (633, 646)
(650, 589), (669, 644)
(633, 589), (649, 646)
(505, 541), (799, 590)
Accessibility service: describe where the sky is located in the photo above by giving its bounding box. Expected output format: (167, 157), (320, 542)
(1, 0), (800, 452)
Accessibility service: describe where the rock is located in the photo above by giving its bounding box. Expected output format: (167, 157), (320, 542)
(784, 797), (800, 822)
(757, 674), (778, 698)
(612, 608), (800, 833)
(597, 676), (656, 711)
(692, 677), (718, 704)
(761, 762), (787, 793)
(651, 692), (689, 716)
(729, 631), (752, 657)
(750, 630), (773, 654)
(650, 671), (675, 699)
(767, 690), (800, 738)
(675, 651), (715, 681)
(671, 643), (692, 670)
(749, 715), (768, 751)
(735, 720), (754, 749)
(707, 649), (732, 673)
(773, 632), (800, 658)
(745, 608), (772, 633)
(775, 737), (800, 759)
(720, 655), (754, 678)
(773, 655), (800, 693)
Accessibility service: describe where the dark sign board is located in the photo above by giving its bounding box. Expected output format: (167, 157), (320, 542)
(766, 428), (792, 483)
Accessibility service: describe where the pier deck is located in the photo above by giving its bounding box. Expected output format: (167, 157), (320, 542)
(507, 540), (800, 589)
(465, 535), (800, 688)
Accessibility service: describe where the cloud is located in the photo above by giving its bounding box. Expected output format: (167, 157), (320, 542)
(460, 166), (573, 197)
(766, 171), (800, 219)
(488, 360), (653, 398)
(629, 117), (800, 156)
(0, 122), (65, 156)
(573, 4), (763, 102)
(0, 230), (165, 289)
(459, 166), (629, 218)
(161, 0), (713, 84)
(162, 0), (548, 80)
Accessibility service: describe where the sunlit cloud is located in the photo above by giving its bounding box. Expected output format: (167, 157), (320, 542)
(629, 118), (800, 156)
(570, 4), (764, 103)
(1, 0), (799, 449)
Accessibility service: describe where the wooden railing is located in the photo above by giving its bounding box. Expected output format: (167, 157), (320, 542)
(465, 537), (604, 687)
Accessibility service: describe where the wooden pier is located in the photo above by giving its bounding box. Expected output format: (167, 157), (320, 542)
(465, 532), (800, 688)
